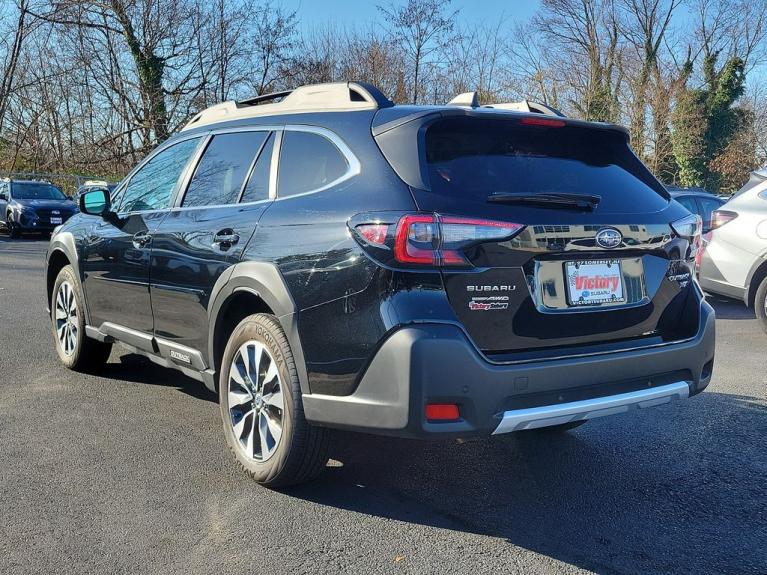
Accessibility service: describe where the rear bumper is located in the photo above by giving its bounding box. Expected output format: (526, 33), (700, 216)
(303, 295), (715, 438)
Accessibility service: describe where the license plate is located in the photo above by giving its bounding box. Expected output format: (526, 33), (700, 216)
(565, 260), (625, 306)
(50, 217), (62, 224)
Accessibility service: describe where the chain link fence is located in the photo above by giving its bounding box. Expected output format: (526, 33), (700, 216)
(0, 171), (117, 197)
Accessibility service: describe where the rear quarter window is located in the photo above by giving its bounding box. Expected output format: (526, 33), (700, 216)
(277, 131), (348, 197)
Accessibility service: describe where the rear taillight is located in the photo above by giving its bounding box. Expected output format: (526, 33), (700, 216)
(710, 210), (737, 230)
(352, 213), (524, 268)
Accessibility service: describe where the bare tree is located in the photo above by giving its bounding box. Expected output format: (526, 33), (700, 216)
(0, 0), (29, 132)
(534, 0), (623, 121)
(377, 0), (458, 104)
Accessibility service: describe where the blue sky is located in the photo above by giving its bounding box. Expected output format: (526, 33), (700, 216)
(288, 0), (540, 29)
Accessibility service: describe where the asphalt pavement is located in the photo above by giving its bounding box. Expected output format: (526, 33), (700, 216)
(0, 236), (765, 575)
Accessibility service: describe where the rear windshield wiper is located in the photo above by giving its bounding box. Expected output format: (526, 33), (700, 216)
(487, 192), (601, 211)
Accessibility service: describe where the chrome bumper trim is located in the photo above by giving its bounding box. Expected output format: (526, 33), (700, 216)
(492, 381), (690, 434)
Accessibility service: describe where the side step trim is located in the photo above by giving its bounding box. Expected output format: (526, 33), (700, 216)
(492, 381), (690, 434)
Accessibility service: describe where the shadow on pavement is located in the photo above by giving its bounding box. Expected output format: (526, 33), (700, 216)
(100, 352), (217, 402)
(706, 293), (756, 320)
(287, 392), (767, 574)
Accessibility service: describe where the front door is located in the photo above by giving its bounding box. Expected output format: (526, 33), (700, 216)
(81, 136), (203, 333)
(150, 130), (276, 353)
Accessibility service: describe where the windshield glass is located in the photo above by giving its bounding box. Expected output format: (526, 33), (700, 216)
(12, 183), (67, 200)
(425, 118), (669, 213)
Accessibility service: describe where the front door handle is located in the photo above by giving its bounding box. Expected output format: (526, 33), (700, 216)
(132, 231), (151, 249)
(213, 229), (240, 249)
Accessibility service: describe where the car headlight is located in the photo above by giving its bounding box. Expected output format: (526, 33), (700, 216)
(19, 209), (37, 225)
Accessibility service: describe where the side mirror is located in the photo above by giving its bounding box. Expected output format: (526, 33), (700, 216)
(79, 188), (111, 217)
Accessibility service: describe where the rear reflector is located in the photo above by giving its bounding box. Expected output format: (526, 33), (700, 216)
(425, 403), (460, 421)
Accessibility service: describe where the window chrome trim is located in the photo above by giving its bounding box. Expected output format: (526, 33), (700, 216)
(112, 123), (359, 215)
(171, 134), (214, 208)
(236, 132), (272, 204)
(269, 130), (283, 200)
(175, 127), (277, 209)
(274, 124), (361, 201)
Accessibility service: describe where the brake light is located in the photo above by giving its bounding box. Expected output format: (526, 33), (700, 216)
(710, 210), (737, 230)
(393, 214), (523, 267)
(519, 116), (566, 128)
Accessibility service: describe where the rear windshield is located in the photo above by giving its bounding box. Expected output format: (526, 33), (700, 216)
(12, 183), (66, 200)
(425, 118), (669, 213)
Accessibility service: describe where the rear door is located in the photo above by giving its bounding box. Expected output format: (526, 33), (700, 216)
(149, 129), (277, 355)
(405, 116), (696, 358)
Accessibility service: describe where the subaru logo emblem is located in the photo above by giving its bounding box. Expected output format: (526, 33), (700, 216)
(595, 228), (622, 249)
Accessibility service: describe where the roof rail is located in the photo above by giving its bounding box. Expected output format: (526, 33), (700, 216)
(483, 100), (565, 117)
(182, 81), (394, 131)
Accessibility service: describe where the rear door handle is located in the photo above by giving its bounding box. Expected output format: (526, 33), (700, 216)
(213, 229), (239, 249)
(132, 231), (151, 249)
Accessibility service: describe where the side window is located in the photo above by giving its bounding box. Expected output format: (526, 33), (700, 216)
(699, 197), (724, 232)
(182, 131), (268, 208)
(0, 182), (8, 199)
(675, 196), (699, 216)
(277, 131), (349, 197)
(240, 132), (275, 203)
(118, 137), (201, 212)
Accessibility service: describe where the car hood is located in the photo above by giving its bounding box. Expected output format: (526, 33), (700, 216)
(12, 198), (76, 211)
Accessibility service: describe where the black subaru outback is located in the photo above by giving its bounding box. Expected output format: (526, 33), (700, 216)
(45, 82), (715, 486)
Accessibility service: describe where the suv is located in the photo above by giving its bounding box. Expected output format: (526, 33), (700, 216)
(1, 179), (77, 238)
(698, 172), (767, 330)
(45, 82), (715, 486)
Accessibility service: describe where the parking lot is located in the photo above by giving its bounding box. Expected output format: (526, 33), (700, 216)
(0, 236), (764, 575)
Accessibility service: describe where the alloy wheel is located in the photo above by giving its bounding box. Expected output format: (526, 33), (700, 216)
(227, 340), (284, 461)
(55, 281), (78, 356)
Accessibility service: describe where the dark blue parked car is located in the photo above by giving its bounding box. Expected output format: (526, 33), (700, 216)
(0, 179), (77, 238)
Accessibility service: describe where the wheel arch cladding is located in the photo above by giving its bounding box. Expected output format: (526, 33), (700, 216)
(746, 257), (767, 307)
(45, 233), (80, 313)
(207, 262), (310, 394)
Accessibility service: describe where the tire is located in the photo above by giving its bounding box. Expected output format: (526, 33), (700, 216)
(7, 215), (20, 238)
(754, 275), (767, 335)
(219, 313), (330, 487)
(51, 265), (112, 371)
